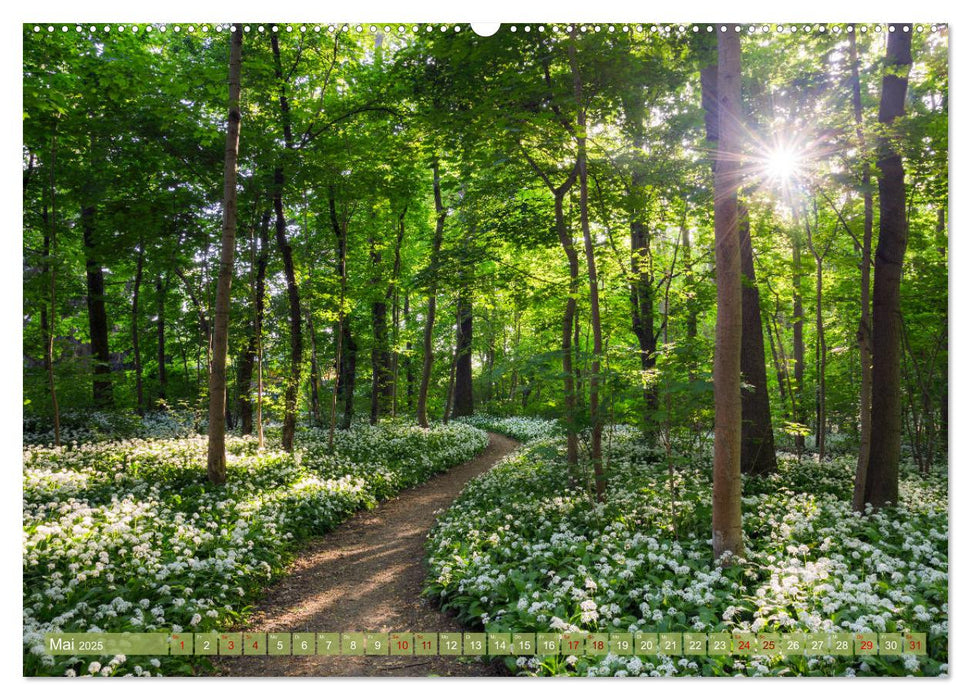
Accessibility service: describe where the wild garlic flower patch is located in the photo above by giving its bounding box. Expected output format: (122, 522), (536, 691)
(458, 414), (562, 443)
(425, 436), (947, 677)
(24, 409), (201, 446)
(23, 421), (488, 677)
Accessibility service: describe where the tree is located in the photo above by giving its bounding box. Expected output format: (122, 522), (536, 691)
(270, 32), (304, 453)
(739, 205), (778, 474)
(416, 159), (447, 428)
(849, 28), (876, 511)
(702, 49), (776, 476)
(206, 24), (243, 486)
(711, 28), (744, 560)
(570, 31), (606, 502)
(861, 24), (913, 509)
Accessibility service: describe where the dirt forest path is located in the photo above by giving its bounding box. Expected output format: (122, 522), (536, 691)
(215, 432), (519, 677)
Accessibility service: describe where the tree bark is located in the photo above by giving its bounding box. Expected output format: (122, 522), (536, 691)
(452, 288), (474, 417)
(805, 210), (828, 462)
(368, 231), (391, 424)
(570, 33), (605, 502)
(739, 205), (778, 475)
(82, 204), (113, 407)
(328, 188), (349, 444)
(206, 23), (243, 485)
(131, 245), (145, 415)
(417, 160), (446, 427)
(791, 208), (806, 455)
(629, 175), (659, 436)
(307, 309), (322, 425)
(711, 30), (744, 560)
(863, 25), (912, 509)
(43, 137), (61, 445)
(271, 33), (302, 453)
(339, 324), (357, 430)
(237, 212), (270, 435)
(156, 275), (167, 402)
(404, 292), (414, 410)
(521, 151), (579, 465)
(850, 30), (875, 512)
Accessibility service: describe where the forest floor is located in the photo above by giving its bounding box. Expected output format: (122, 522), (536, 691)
(214, 431), (518, 677)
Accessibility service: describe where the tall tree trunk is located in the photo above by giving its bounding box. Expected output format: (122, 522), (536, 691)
(271, 33), (302, 453)
(156, 274), (167, 402)
(328, 188), (349, 444)
(42, 136), (61, 444)
(307, 309), (321, 426)
(521, 152), (579, 465)
(850, 30), (875, 512)
(82, 204), (113, 407)
(739, 205), (778, 475)
(339, 325), (357, 430)
(805, 212), (828, 462)
(237, 212), (270, 435)
(404, 292), (414, 410)
(131, 245), (145, 415)
(629, 175), (658, 437)
(390, 208), (406, 417)
(369, 232), (391, 425)
(570, 33), (605, 502)
(206, 23), (243, 485)
(417, 160), (446, 427)
(452, 289), (474, 417)
(443, 316), (458, 424)
(711, 30), (744, 560)
(863, 25), (912, 509)
(682, 224), (698, 340)
(41, 210), (61, 445)
(791, 208), (806, 455)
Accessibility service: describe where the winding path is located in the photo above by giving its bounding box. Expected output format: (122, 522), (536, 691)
(215, 431), (518, 677)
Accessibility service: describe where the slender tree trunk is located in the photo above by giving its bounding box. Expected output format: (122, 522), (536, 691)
(711, 31), (744, 560)
(156, 275), (167, 402)
(522, 151), (579, 464)
(273, 172), (302, 451)
(738, 205), (778, 474)
(791, 208), (806, 455)
(369, 232), (391, 425)
(328, 189), (349, 444)
(390, 208), (406, 418)
(766, 314), (788, 404)
(452, 289), (474, 417)
(806, 215), (828, 462)
(850, 30), (875, 511)
(629, 176), (658, 436)
(131, 245), (145, 415)
(237, 212), (270, 434)
(271, 33), (302, 453)
(81, 204), (113, 407)
(340, 325), (357, 430)
(443, 316), (458, 424)
(256, 321), (264, 448)
(861, 25), (912, 509)
(43, 137), (61, 444)
(308, 309), (321, 426)
(417, 160), (446, 427)
(508, 309), (521, 407)
(404, 292), (414, 410)
(682, 224), (698, 340)
(570, 33), (605, 502)
(206, 23), (243, 485)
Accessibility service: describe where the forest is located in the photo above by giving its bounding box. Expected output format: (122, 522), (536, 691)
(22, 22), (947, 678)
